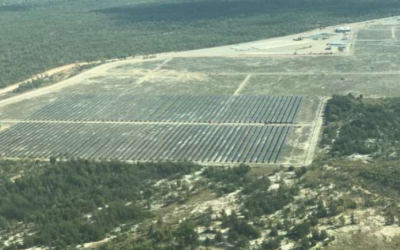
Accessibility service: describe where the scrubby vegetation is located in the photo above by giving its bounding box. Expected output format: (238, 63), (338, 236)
(98, 165), (339, 250)
(3, 157), (400, 249)
(2, 0), (400, 89)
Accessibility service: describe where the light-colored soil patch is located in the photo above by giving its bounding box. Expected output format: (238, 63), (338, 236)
(278, 125), (313, 165)
(304, 98), (326, 165)
(325, 209), (400, 250)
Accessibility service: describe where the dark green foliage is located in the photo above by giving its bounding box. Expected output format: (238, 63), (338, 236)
(311, 229), (329, 242)
(203, 164), (251, 194)
(350, 213), (357, 225)
(261, 238), (281, 250)
(49, 156), (57, 164)
(0, 159), (199, 248)
(13, 78), (47, 93)
(222, 212), (261, 240)
(309, 216), (319, 226)
(215, 231), (224, 242)
(289, 221), (311, 240)
(360, 164), (400, 191)
(320, 230), (329, 241)
(349, 162), (400, 195)
(174, 219), (199, 248)
(300, 237), (311, 250)
(328, 160), (400, 200)
(329, 201), (340, 217)
(323, 95), (400, 157)
(305, 199), (316, 206)
(244, 184), (296, 217)
(270, 227), (278, 237)
(242, 176), (271, 195)
(3, 0), (400, 89)
(385, 212), (395, 225)
(295, 167), (308, 178)
(110, 220), (199, 250)
(325, 94), (357, 122)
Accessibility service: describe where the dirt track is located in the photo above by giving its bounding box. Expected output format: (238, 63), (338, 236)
(304, 98), (327, 165)
(233, 74), (252, 96)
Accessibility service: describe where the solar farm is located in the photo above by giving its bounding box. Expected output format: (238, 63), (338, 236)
(1, 17), (400, 166)
(0, 123), (292, 164)
(0, 94), (309, 164)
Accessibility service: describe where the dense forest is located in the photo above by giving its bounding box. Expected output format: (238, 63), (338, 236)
(1, 0), (400, 88)
(321, 94), (400, 158)
(0, 159), (200, 249)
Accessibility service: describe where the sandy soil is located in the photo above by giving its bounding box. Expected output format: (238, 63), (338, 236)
(304, 98), (328, 165)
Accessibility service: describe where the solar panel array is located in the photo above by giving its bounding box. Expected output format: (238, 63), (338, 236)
(0, 94), (303, 164)
(28, 95), (302, 124)
(0, 122), (291, 163)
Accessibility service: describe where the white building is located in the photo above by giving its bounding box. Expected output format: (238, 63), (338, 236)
(334, 26), (351, 33)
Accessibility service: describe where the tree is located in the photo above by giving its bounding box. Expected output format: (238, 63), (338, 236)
(289, 221), (311, 240)
(215, 231), (224, 242)
(329, 201), (339, 217)
(316, 200), (328, 218)
(385, 213), (395, 225)
(338, 215), (346, 227)
(283, 219), (292, 231)
(309, 216), (319, 227)
(312, 230), (320, 241)
(0, 216), (8, 229)
(50, 156), (57, 164)
(236, 235), (250, 248)
(261, 238), (281, 250)
(228, 231), (240, 244)
(320, 230), (329, 241)
(204, 237), (211, 246)
(350, 213), (357, 225)
(174, 219), (199, 248)
(270, 227), (278, 237)
(300, 238), (311, 250)
(295, 167), (307, 178)
(147, 224), (155, 237)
